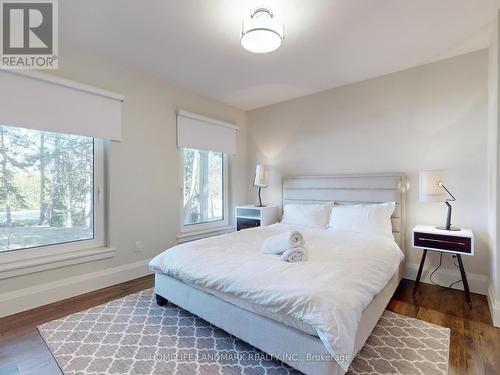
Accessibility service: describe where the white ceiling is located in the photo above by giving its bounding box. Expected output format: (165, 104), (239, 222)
(61, 0), (500, 110)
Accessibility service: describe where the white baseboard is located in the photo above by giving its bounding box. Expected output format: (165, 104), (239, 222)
(487, 285), (500, 327)
(404, 262), (489, 295)
(0, 259), (153, 318)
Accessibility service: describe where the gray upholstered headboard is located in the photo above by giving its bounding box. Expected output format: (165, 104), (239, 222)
(282, 174), (407, 251)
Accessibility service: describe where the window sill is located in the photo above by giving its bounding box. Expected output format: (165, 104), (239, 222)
(0, 245), (116, 280)
(177, 226), (235, 243)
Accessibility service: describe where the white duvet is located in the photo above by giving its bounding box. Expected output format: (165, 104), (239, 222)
(149, 223), (404, 370)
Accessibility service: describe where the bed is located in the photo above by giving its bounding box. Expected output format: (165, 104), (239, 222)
(150, 174), (407, 375)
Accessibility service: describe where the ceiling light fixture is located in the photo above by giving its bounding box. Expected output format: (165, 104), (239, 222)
(241, 8), (284, 53)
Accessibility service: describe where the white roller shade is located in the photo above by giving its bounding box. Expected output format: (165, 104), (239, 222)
(177, 110), (238, 154)
(0, 70), (124, 141)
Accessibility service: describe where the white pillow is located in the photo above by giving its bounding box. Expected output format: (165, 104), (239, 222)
(281, 202), (334, 228)
(327, 202), (396, 237)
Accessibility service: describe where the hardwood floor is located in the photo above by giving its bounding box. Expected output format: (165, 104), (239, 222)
(389, 279), (500, 375)
(0, 276), (498, 374)
(0, 276), (154, 375)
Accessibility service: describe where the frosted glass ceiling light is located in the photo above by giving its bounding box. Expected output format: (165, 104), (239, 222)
(241, 8), (284, 53)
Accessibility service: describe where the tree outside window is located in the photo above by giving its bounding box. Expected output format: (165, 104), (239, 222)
(0, 125), (94, 252)
(182, 148), (223, 226)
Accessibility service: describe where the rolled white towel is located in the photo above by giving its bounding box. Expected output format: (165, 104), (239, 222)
(281, 247), (309, 262)
(261, 231), (304, 254)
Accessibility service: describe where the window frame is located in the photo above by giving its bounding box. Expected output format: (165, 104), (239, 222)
(179, 147), (229, 236)
(0, 137), (112, 280)
(0, 135), (105, 254)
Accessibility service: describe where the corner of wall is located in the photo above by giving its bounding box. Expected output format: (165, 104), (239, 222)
(487, 11), (500, 321)
(487, 284), (500, 327)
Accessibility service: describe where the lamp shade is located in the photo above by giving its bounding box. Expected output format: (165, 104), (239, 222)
(419, 170), (446, 202)
(241, 8), (284, 54)
(254, 164), (268, 187)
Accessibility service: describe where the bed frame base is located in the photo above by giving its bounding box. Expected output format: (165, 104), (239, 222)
(154, 265), (403, 375)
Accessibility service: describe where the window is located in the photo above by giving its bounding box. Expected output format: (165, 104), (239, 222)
(181, 148), (228, 233)
(0, 125), (104, 252)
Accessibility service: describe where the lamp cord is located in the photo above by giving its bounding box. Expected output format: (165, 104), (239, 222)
(429, 252), (464, 289)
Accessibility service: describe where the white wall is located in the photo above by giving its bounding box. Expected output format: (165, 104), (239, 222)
(0, 48), (248, 315)
(247, 50), (490, 293)
(0, 46), (494, 317)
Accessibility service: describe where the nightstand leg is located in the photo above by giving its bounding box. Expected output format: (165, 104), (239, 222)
(456, 254), (473, 309)
(413, 249), (427, 296)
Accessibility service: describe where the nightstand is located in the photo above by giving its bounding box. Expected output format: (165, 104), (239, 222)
(235, 205), (279, 231)
(412, 225), (474, 308)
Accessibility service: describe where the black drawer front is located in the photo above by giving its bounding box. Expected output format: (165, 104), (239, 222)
(237, 218), (260, 231)
(414, 232), (471, 253)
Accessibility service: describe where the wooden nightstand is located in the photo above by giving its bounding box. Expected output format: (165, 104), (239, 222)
(412, 225), (474, 308)
(235, 205), (279, 231)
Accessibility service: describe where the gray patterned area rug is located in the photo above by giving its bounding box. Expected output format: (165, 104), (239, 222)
(38, 288), (449, 375)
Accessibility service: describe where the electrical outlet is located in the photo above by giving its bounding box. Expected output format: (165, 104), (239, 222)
(135, 240), (142, 252)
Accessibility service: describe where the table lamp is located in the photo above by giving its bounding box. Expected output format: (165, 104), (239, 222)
(254, 164), (268, 207)
(419, 170), (460, 231)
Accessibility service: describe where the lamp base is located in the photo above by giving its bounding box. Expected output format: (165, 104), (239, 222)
(436, 226), (461, 231)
